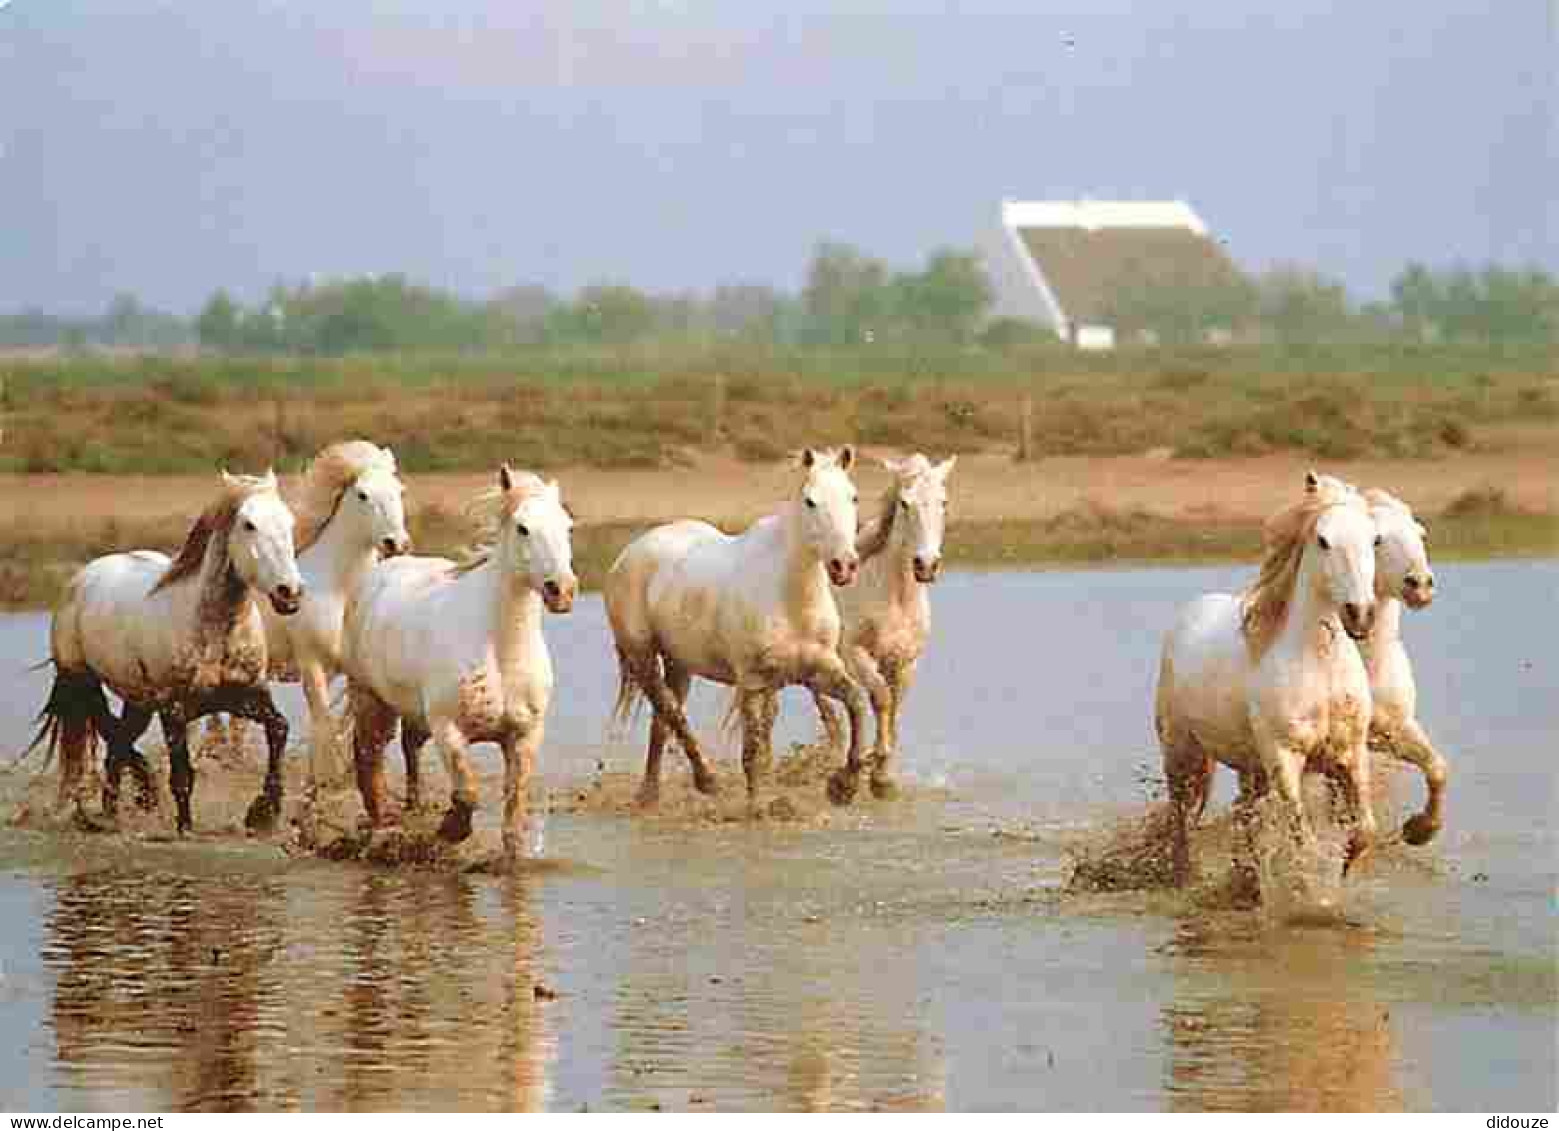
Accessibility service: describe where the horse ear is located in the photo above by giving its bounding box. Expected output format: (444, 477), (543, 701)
(801, 448), (816, 469)
(220, 468), (237, 489)
(879, 456), (904, 474)
(838, 445), (855, 471)
(1304, 469), (1321, 492)
(499, 463), (514, 491)
(263, 467), (278, 489)
(934, 455), (958, 479)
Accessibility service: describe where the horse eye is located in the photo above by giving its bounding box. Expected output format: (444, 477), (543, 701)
(356, 490), (368, 502)
(804, 497), (817, 509)
(900, 499), (911, 511)
(1373, 535), (1383, 548)
(516, 523), (530, 537)
(243, 520), (257, 533)
(851, 495), (859, 505)
(1317, 534), (1330, 550)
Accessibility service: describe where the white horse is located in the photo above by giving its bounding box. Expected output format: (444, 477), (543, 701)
(260, 440), (409, 791)
(1155, 482), (1380, 891)
(809, 453), (956, 798)
(31, 471), (304, 834)
(606, 446), (869, 807)
(1344, 483), (1446, 844)
(340, 465), (575, 861)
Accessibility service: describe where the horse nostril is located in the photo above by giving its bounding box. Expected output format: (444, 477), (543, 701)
(913, 556), (926, 572)
(543, 580), (561, 598)
(382, 537), (399, 555)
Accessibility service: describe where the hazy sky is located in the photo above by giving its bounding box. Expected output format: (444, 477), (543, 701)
(3, 0), (1554, 314)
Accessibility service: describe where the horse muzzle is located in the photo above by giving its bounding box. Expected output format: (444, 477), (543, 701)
(1340, 601), (1374, 640)
(827, 557), (859, 587)
(1402, 574), (1435, 609)
(542, 579), (576, 614)
(381, 535), (412, 558)
(913, 556), (942, 584)
(270, 584), (304, 617)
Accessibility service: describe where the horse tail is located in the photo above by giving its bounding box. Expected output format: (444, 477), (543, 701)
(25, 667), (109, 800)
(611, 647), (648, 733)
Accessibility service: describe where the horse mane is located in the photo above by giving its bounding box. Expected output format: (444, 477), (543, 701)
(1361, 486), (1413, 519)
(857, 454), (933, 564)
(1239, 490), (1367, 660)
(294, 440), (399, 552)
(450, 469), (552, 576)
(150, 473), (277, 594)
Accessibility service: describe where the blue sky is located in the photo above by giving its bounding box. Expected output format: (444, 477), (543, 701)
(2, 0), (1554, 313)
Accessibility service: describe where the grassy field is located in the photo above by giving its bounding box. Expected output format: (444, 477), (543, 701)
(2, 342), (1555, 474)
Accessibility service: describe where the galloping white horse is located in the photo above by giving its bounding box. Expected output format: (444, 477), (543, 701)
(261, 440), (409, 790)
(809, 453), (956, 798)
(1335, 481), (1446, 844)
(340, 465), (575, 861)
(606, 447), (869, 807)
(1155, 482), (1380, 890)
(32, 471), (304, 834)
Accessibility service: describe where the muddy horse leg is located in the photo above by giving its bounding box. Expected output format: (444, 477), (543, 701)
(500, 719), (543, 862)
(159, 703), (195, 835)
(1393, 718), (1449, 846)
(631, 652), (717, 800)
(401, 720), (430, 812)
(1163, 738), (1211, 889)
(218, 686), (290, 833)
(737, 687), (778, 806)
(101, 702), (155, 817)
(431, 718), (479, 843)
(350, 688), (398, 830)
(808, 654), (867, 806)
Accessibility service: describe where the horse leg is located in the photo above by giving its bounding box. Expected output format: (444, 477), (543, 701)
(221, 686), (290, 833)
(872, 657), (917, 800)
(636, 660), (689, 807)
(632, 652), (718, 798)
(1230, 769), (1264, 905)
(1393, 717), (1449, 846)
(736, 688), (778, 805)
(807, 655), (867, 806)
(1163, 748), (1211, 888)
(500, 719), (543, 863)
(812, 691), (846, 753)
(843, 645), (893, 798)
(299, 662), (336, 795)
(401, 721), (430, 812)
(431, 718), (479, 843)
(1334, 744), (1379, 877)
(159, 704), (195, 835)
(101, 702), (155, 817)
(350, 687), (398, 829)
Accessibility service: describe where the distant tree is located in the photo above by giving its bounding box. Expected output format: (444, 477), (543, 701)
(709, 283), (787, 342)
(196, 290), (241, 350)
(1254, 265), (1354, 343)
(891, 249), (993, 342)
(489, 284), (559, 345)
(801, 241), (892, 345)
(555, 284), (657, 345)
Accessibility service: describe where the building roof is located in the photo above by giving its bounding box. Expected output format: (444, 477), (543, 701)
(1001, 200), (1245, 328)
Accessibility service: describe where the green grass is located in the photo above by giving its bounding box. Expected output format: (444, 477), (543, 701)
(3, 343), (1555, 475)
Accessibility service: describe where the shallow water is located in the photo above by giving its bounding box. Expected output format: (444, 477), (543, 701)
(0, 561), (1554, 1111)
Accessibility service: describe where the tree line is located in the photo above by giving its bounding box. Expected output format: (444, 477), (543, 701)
(4, 248), (1556, 354)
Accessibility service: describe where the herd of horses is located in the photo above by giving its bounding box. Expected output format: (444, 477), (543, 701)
(27, 439), (1448, 897)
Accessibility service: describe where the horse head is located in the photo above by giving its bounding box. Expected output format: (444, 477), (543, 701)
(225, 469), (305, 616)
(884, 453), (956, 583)
(1309, 498), (1378, 640)
(347, 457), (411, 559)
(799, 446), (860, 586)
(497, 464), (576, 613)
(1364, 489), (1434, 609)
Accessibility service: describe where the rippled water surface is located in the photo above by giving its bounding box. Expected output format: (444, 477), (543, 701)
(1, 562), (1554, 1111)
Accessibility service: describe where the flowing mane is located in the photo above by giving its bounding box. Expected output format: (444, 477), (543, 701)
(294, 440), (399, 552)
(451, 470), (553, 576)
(1239, 490), (1367, 659)
(151, 472), (278, 594)
(1361, 486), (1413, 519)
(857, 454), (932, 564)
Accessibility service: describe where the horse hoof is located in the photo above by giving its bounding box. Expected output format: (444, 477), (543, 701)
(869, 774), (899, 801)
(826, 769), (859, 806)
(1401, 813), (1439, 846)
(244, 794), (280, 834)
(634, 784), (660, 810)
(692, 768), (720, 797)
(438, 801), (475, 843)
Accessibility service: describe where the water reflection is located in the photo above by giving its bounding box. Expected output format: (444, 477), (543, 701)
(42, 867), (552, 1111)
(1163, 917), (1403, 1112)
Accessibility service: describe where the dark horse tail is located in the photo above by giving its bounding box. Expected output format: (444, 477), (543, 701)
(26, 665), (110, 801)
